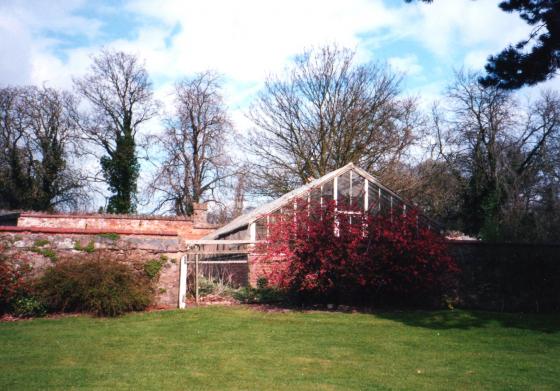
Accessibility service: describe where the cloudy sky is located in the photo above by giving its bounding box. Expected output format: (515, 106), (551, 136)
(1, 0), (556, 210)
(1, 0), (545, 116)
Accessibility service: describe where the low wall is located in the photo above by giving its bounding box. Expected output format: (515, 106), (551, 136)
(0, 231), (185, 308)
(4, 228), (558, 312)
(448, 241), (560, 312)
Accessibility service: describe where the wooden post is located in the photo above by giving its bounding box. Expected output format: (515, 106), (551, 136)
(195, 251), (199, 305)
(178, 255), (187, 309)
(249, 222), (256, 242)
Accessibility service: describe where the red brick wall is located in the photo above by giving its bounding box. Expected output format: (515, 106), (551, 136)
(247, 254), (288, 287)
(17, 213), (216, 240)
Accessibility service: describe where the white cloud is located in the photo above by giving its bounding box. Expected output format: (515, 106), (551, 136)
(388, 54), (422, 76)
(125, 0), (395, 81)
(393, 0), (532, 60)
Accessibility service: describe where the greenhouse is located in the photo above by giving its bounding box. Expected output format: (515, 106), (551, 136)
(205, 163), (441, 242)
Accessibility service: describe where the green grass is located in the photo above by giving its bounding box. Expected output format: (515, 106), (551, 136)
(0, 306), (559, 390)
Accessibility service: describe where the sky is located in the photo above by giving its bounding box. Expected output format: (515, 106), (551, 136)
(0, 0), (557, 211)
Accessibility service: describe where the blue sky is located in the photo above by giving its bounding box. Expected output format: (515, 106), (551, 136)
(1, 0), (557, 210)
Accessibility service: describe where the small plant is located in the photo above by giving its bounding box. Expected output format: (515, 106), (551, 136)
(197, 277), (216, 296)
(33, 239), (50, 247)
(74, 240), (95, 253)
(12, 297), (46, 318)
(32, 247), (57, 262)
(97, 233), (120, 241)
(190, 276), (238, 298)
(40, 248), (57, 261)
(144, 258), (164, 280)
(256, 277), (268, 289)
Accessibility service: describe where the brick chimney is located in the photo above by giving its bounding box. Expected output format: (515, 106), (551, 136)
(192, 202), (208, 226)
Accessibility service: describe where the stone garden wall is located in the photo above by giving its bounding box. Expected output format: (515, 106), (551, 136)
(0, 231), (186, 308)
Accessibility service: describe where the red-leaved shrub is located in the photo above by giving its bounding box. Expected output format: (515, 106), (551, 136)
(0, 242), (33, 314)
(255, 200), (458, 306)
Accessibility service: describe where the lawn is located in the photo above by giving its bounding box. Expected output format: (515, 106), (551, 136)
(0, 306), (559, 390)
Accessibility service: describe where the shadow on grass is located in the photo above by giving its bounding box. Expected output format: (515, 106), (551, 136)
(368, 309), (560, 333)
(248, 302), (560, 333)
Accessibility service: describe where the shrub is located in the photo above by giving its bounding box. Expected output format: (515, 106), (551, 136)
(190, 276), (240, 299)
(144, 258), (164, 280)
(256, 277), (268, 289)
(0, 243), (33, 314)
(233, 286), (284, 304)
(36, 256), (153, 317)
(12, 297), (46, 318)
(256, 200), (459, 307)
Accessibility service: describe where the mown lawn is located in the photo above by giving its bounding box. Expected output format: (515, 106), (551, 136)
(0, 306), (559, 390)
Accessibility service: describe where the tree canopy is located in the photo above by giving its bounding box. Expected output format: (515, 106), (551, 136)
(245, 45), (419, 197)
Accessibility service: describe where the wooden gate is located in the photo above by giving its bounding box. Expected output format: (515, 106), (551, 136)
(179, 240), (254, 308)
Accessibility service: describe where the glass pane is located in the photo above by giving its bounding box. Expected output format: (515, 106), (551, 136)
(310, 186), (321, 208)
(255, 217), (267, 240)
(380, 190), (392, 216)
(351, 170), (365, 209)
(322, 180), (334, 205)
(368, 182), (380, 213)
(392, 197), (404, 216)
(337, 171), (351, 209)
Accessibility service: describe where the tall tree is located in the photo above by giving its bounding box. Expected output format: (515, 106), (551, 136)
(0, 87), (31, 209)
(406, 0), (560, 89)
(74, 50), (157, 214)
(146, 71), (231, 215)
(432, 71), (560, 240)
(0, 86), (86, 211)
(246, 45), (419, 197)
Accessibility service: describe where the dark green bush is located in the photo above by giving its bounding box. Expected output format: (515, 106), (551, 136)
(233, 286), (284, 304)
(12, 297), (46, 318)
(37, 257), (153, 317)
(256, 277), (268, 289)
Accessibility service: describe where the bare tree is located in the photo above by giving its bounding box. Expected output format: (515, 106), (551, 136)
(146, 71), (232, 215)
(432, 70), (560, 240)
(0, 86), (87, 211)
(245, 45), (419, 197)
(74, 49), (157, 214)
